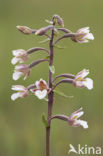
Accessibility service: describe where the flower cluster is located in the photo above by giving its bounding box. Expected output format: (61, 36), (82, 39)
(11, 79), (49, 100)
(11, 14), (94, 133)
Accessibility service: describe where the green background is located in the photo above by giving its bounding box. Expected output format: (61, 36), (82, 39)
(0, 0), (103, 155)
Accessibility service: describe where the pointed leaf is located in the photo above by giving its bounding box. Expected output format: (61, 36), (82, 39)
(49, 65), (55, 74)
(42, 113), (49, 127)
(54, 88), (73, 98)
(45, 19), (53, 25)
(54, 45), (66, 49)
(44, 55), (50, 60)
(39, 38), (50, 44)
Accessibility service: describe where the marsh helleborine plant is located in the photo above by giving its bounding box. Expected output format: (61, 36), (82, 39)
(11, 15), (94, 156)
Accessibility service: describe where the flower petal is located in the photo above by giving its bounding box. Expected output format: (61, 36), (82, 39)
(11, 92), (21, 101)
(71, 111), (84, 120)
(11, 85), (26, 91)
(11, 57), (19, 65)
(35, 89), (47, 99)
(85, 33), (94, 40)
(12, 49), (25, 56)
(83, 78), (93, 90)
(13, 72), (23, 80)
(76, 120), (88, 129)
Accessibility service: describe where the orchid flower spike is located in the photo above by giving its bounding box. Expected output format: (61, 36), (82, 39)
(31, 79), (49, 99)
(11, 49), (29, 65)
(13, 64), (30, 80)
(73, 69), (93, 90)
(11, 85), (29, 101)
(68, 108), (88, 129)
(71, 27), (94, 43)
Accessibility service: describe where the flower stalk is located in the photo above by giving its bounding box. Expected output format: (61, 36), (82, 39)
(46, 19), (55, 156)
(11, 14), (94, 156)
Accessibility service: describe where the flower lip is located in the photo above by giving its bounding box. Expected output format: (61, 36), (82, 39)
(35, 89), (47, 99)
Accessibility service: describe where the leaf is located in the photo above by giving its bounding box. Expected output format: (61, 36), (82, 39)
(49, 65), (55, 74)
(45, 19), (53, 25)
(54, 88), (73, 98)
(54, 45), (66, 49)
(39, 38), (50, 44)
(42, 113), (49, 128)
(43, 98), (48, 102)
(44, 55), (50, 60)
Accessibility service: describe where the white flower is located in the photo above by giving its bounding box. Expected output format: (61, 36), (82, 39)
(31, 79), (48, 99)
(13, 64), (30, 80)
(11, 49), (28, 65)
(71, 27), (94, 43)
(68, 108), (88, 129)
(11, 85), (28, 101)
(73, 69), (93, 90)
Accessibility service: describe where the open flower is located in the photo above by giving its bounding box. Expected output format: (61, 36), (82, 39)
(13, 64), (30, 80)
(11, 49), (29, 65)
(11, 85), (29, 101)
(68, 108), (88, 129)
(71, 27), (94, 43)
(73, 69), (93, 90)
(31, 79), (49, 99)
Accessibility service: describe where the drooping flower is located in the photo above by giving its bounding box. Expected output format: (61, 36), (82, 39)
(73, 69), (93, 90)
(13, 64), (30, 80)
(71, 27), (94, 43)
(31, 79), (49, 99)
(11, 49), (29, 65)
(11, 85), (29, 101)
(68, 108), (88, 129)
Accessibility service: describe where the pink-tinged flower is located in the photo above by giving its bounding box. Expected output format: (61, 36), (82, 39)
(31, 79), (48, 99)
(71, 27), (94, 43)
(68, 108), (88, 129)
(73, 69), (93, 90)
(11, 49), (29, 65)
(11, 85), (29, 101)
(13, 64), (30, 80)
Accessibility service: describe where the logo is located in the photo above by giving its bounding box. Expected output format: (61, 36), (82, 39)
(68, 144), (102, 155)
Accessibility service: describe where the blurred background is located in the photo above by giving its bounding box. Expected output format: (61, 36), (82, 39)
(0, 0), (103, 155)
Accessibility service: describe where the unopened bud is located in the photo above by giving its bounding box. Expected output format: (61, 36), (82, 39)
(53, 15), (64, 27)
(16, 26), (33, 35)
(35, 25), (53, 36)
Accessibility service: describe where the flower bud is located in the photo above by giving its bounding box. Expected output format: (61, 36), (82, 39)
(16, 26), (33, 35)
(35, 25), (53, 36)
(54, 15), (64, 27)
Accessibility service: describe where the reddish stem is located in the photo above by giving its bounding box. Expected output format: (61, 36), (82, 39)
(46, 23), (54, 156)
